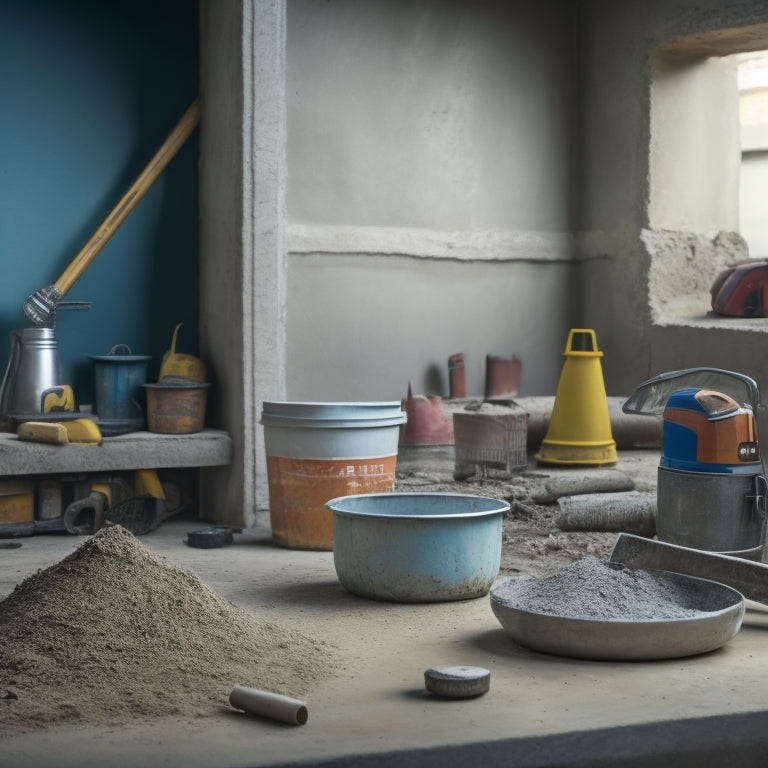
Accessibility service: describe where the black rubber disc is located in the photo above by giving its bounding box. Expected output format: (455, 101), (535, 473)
(185, 527), (234, 548)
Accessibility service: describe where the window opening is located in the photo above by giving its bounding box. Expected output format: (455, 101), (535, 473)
(738, 51), (768, 259)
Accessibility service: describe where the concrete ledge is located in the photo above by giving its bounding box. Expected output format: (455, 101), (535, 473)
(0, 429), (233, 476)
(268, 710), (768, 767)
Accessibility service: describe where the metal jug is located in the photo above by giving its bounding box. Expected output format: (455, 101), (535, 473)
(0, 327), (62, 430)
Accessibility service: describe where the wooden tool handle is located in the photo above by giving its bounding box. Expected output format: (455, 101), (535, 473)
(54, 99), (200, 297)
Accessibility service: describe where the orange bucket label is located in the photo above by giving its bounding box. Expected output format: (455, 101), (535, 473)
(267, 455), (397, 550)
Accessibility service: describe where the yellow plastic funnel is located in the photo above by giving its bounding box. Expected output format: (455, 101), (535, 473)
(535, 328), (617, 465)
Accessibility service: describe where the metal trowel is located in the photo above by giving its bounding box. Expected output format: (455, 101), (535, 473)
(610, 533), (768, 606)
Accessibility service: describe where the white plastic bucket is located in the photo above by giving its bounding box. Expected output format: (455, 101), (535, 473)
(260, 401), (406, 550)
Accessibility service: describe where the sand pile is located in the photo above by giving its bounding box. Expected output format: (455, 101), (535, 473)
(0, 525), (338, 735)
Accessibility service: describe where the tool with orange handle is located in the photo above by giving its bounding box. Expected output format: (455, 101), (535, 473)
(23, 99), (200, 327)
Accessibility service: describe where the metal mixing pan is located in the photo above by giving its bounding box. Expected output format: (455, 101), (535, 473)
(490, 568), (744, 661)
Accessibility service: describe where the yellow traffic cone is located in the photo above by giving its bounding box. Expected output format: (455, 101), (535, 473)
(535, 328), (617, 465)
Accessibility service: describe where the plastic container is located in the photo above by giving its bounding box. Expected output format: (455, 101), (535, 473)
(89, 345), (152, 436)
(260, 401), (407, 550)
(327, 492), (509, 602)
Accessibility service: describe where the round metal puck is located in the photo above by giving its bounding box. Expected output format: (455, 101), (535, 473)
(186, 527), (234, 548)
(424, 665), (490, 699)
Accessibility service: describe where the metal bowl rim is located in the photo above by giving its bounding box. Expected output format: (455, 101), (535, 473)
(327, 492), (510, 520)
(490, 568), (745, 627)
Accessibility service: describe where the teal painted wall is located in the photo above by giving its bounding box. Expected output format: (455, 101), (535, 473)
(0, 0), (199, 409)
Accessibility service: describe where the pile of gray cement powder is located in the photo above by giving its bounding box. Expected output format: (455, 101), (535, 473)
(0, 525), (338, 735)
(493, 556), (713, 621)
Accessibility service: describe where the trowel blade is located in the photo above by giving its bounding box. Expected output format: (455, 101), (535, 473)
(609, 533), (768, 606)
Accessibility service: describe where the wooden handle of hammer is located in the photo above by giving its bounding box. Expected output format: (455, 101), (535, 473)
(54, 98), (200, 298)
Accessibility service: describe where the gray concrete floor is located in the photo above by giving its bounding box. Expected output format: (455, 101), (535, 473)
(4, 452), (768, 767)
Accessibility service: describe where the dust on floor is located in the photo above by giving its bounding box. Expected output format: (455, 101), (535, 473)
(0, 525), (339, 736)
(395, 448), (660, 578)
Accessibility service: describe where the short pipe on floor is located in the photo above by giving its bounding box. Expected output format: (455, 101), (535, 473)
(514, 396), (663, 450)
(229, 685), (309, 725)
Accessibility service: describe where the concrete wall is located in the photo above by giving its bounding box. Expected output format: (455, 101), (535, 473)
(649, 55), (741, 233)
(287, 254), (574, 401)
(575, 2), (655, 394)
(197, 0), (768, 520)
(199, 1), (287, 523)
(577, 0), (768, 404)
(284, 0), (579, 400)
(741, 150), (768, 258)
(740, 79), (768, 257)
(284, 0), (768, 404)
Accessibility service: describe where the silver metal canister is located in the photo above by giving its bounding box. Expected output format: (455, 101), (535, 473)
(657, 466), (767, 559)
(0, 327), (61, 429)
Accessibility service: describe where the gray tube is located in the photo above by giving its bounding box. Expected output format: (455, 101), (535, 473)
(556, 491), (657, 536)
(513, 396), (662, 450)
(531, 469), (636, 504)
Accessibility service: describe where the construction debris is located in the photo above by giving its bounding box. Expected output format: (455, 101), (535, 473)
(556, 491), (657, 536)
(531, 469), (636, 504)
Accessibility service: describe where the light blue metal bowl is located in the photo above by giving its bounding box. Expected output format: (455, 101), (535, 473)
(326, 492), (510, 603)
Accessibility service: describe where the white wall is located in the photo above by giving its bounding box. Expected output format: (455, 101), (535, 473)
(650, 55), (741, 233)
(284, 0), (579, 399)
(740, 78), (768, 257)
(287, 254), (574, 401)
(741, 150), (768, 257)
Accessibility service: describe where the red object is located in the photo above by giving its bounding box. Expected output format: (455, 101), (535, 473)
(485, 355), (521, 399)
(711, 261), (768, 317)
(400, 392), (454, 445)
(448, 353), (466, 399)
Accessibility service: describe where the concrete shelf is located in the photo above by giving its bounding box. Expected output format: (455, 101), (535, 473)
(0, 429), (233, 476)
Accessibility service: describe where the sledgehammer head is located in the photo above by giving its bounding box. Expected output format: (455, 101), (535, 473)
(23, 285), (61, 327)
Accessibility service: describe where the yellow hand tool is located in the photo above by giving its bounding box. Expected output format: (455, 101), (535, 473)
(17, 418), (102, 445)
(41, 385), (75, 413)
